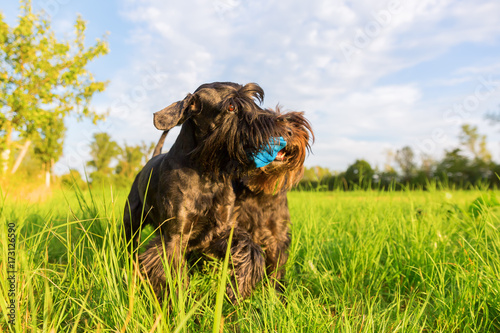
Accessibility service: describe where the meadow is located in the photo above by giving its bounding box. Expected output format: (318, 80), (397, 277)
(1, 185), (500, 332)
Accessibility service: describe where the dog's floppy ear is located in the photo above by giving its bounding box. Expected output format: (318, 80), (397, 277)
(153, 93), (200, 130)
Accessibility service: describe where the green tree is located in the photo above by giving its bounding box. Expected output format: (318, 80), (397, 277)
(383, 148), (395, 172)
(459, 124), (491, 162)
(344, 159), (374, 189)
(115, 144), (144, 179)
(395, 146), (416, 182)
(420, 154), (435, 178)
(33, 115), (65, 186)
(0, 0), (109, 184)
(115, 142), (152, 177)
(114, 142), (154, 187)
(87, 132), (120, 184)
(301, 166), (331, 182)
(435, 148), (471, 186)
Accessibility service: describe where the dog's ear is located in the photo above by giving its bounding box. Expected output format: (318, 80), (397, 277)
(153, 93), (201, 130)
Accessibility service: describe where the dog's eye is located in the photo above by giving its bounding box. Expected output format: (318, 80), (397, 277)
(228, 104), (235, 112)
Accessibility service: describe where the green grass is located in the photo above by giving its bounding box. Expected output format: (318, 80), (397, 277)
(1, 186), (500, 332)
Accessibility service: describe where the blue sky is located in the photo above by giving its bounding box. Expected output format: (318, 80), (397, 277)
(3, 0), (500, 174)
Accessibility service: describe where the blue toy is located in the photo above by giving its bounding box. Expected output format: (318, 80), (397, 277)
(250, 137), (287, 168)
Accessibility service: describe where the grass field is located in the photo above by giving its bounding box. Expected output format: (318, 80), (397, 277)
(1, 186), (500, 332)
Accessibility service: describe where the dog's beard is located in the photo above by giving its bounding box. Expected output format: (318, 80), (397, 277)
(246, 144), (307, 194)
(245, 110), (314, 194)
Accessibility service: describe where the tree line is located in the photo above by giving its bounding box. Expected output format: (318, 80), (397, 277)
(8, 122), (500, 192)
(299, 124), (500, 191)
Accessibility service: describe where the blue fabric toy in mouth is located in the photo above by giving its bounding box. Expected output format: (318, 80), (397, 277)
(250, 137), (287, 168)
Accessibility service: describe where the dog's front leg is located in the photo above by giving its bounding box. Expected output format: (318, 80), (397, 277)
(208, 226), (265, 303)
(139, 233), (189, 303)
(263, 225), (290, 296)
(208, 186), (265, 302)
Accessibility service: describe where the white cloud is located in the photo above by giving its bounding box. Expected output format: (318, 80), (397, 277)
(455, 63), (500, 76)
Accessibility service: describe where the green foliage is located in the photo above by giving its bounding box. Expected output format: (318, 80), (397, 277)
(14, 140), (43, 179)
(459, 124), (491, 162)
(86, 132), (153, 187)
(344, 159), (374, 189)
(395, 145), (416, 181)
(114, 142), (153, 188)
(115, 145), (145, 178)
(435, 148), (470, 183)
(32, 115), (65, 165)
(434, 149), (496, 189)
(86, 132), (120, 183)
(302, 166), (331, 182)
(0, 0), (109, 176)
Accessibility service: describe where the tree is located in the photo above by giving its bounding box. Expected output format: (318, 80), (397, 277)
(484, 104), (500, 124)
(344, 159), (374, 189)
(420, 153), (435, 177)
(115, 144), (145, 179)
(435, 148), (471, 186)
(301, 166), (331, 182)
(33, 115), (65, 186)
(114, 142), (154, 187)
(87, 133), (120, 184)
(0, 0), (109, 184)
(383, 148), (395, 172)
(459, 124), (491, 162)
(395, 146), (416, 182)
(115, 142), (151, 178)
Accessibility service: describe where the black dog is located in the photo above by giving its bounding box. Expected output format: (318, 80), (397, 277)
(124, 82), (282, 302)
(131, 99), (314, 302)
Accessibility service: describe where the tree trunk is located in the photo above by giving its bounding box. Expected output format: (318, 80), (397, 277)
(50, 158), (55, 185)
(1, 123), (13, 175)
(45, 162), (51, 188)
(11, 140), (32, 174)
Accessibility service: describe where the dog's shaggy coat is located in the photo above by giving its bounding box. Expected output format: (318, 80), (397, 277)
(124, 83), (313, 302)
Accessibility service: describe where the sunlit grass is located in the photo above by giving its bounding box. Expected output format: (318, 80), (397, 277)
(1, 185), (500, 332)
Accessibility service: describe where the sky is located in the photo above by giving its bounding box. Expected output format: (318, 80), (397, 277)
(2, 0), (500, 175)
